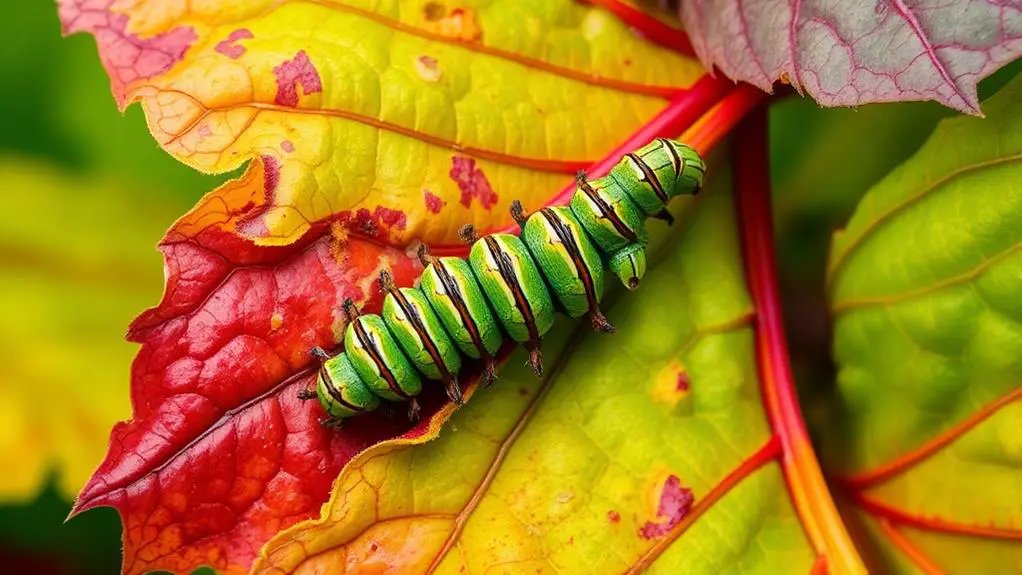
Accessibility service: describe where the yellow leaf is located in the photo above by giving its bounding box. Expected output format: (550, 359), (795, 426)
(0, 158), (182, 501)
(61, 0), (707, 247)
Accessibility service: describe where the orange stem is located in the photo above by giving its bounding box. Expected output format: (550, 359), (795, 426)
(734, 108), (865, 575)
(876, 519), (947, 575)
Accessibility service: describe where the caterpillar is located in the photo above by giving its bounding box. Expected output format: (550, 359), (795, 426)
(298, 138), (706, 426)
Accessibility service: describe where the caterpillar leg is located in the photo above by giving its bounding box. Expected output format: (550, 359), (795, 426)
(319, 416), (345, 429)
(589, 309), (616, 334)
(458, 224), (479, 244)
(297, 389), (318, 401)
(416, 243), (434, 267)
(524, 340), (544, 376)
(482, 357), (499, 388)
(510, 200), (528, 230)
(408, 397), (422, 422)
(310, 346), (332, 361)
(651, 208), (675, 226)
(443, 375), (464, 405)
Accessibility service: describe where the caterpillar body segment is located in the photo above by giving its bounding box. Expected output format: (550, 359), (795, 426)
(468, 232), (555, 376)
(569, 171), (648, 256)
(342, 302), (423, 408)
(304, 349), (380, 425)
(416, 252), (502, 384)
(380, 271), (464, 404)
(515, 203), (612, 333)
(298, 139), (706, 425)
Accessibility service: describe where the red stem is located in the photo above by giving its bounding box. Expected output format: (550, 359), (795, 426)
(734, 109), (864, 573)
(580, 0), (696, 57)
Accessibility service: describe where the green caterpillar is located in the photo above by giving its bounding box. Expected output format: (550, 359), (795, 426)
(298, 138), (705, 425)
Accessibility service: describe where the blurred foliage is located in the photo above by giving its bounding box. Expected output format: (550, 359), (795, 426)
(0, 1), (226, 573)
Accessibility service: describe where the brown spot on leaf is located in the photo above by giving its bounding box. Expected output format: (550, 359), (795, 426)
(638, 475), (693, 539)
(608, 510), (620, 524)
(421, 4), (482, 42)
(215, 29), (253, 59)
(450, 156), (498, 210)
(423, 190), (446, 213)
(272, 50), (322, 107)
(416, 55), (442, 82)
(518, 387), (529, 396)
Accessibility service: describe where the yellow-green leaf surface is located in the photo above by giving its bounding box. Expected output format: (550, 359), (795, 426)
(0, 158), (181, 502)
(61, 0), (707, 247)
(825, 76), (1022, 573)
(254, 165), (825, 574)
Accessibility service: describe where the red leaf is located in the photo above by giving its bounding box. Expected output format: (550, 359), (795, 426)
(68, 166), (472, 575)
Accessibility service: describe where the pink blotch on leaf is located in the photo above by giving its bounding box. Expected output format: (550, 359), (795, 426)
(281, 140), (295, 153)
(272, 50), (323, 107)
(57, 0), (196, 105)
(607, 510), (620, 524)
(638, 475), (694, 539)
(450, 156), (498, 210)
(215, 29), (253, 60)
(423, 190), (446, 214)
(197, 124), (213, 138)
(676, 371), (690, 391)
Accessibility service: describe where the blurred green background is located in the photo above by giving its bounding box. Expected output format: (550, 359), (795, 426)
(2, 1), (1015, 573)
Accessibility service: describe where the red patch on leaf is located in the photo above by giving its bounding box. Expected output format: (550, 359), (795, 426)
(215, 28), (253, 59)
(272, 50), (322, 107)
(676, 371), (690, 391)
(339, 207), (408, 240)
(608, 510), (621, 524)
(57, 0), (196, 106)
(450, 156), (498, 210)
(638, 475), (694, 539)
(423, 190), (446, 213)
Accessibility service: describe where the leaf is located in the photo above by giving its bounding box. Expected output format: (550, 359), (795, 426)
(57, 0), (712, 248)
(58, 2), (736, 574)
(676, 0), (1022, 114)
(253, 156), (864, 574)
(824, 76), (1022, 572)
(0, 158), (184, 502)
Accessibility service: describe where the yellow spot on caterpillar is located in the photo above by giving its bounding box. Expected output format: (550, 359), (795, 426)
(270, 312), (284, 331)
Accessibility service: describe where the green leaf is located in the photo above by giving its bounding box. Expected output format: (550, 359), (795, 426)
(824, 75), (1022, 572)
